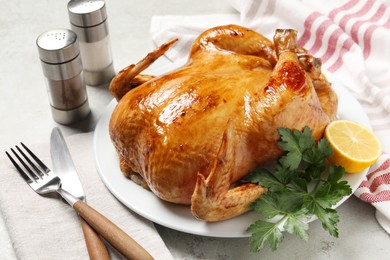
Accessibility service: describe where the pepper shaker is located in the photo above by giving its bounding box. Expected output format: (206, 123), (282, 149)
(67, 0), (115, 86)
(36, 28), (90, 125)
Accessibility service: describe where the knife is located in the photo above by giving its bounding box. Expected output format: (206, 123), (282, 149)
(50, 128), (153, 260)
(50, 127), (110, 260)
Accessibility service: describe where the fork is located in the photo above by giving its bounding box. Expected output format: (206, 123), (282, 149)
(6, 143), (153, 260)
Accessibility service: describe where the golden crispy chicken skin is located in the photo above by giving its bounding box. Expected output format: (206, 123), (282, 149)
(108, 25), (338, 221)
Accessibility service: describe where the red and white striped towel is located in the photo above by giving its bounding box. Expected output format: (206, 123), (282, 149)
(150, 0), (390, 233)
(354, 152), (390, 232)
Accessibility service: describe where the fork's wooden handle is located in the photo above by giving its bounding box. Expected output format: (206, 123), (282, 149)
(73, 200), (154, 260)
(79, 216), (111, 260)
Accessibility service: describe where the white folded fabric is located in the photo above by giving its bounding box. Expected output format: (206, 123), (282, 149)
(0, 132), (173, 260)
(151, 14), (240, 61)
(150, 0), (390, 233)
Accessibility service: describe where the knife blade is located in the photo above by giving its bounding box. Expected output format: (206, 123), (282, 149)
(50, 127), (153, 259)
(50, 127), (110, 260)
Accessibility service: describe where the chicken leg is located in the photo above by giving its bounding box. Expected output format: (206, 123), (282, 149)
(191, 120), (267, 221)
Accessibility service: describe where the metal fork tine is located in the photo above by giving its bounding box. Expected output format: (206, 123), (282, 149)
(6, 144), (62, 196)
(11, 147), (40, 180)
(5, 151), (33, 183)
(9, 147), (39, 182)
(20, 142), (50, 174)
(16, 145), (45, 178)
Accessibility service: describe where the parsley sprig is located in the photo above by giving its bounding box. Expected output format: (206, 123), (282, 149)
(245, 127), (352, 252)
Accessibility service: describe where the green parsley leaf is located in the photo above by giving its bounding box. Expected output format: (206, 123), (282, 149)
(245, 169), (285, 192)
(250, 193), (281, 219)
(292, 178), (308, 193)
(303, 138), (333, 179)
(251, 191), (305, 218)
(313, 166), (352, 208)
(273, 162), (297, 185)
(303, 138), (333, 166)
(247, 220), (284, 252)
(278, 127), (315, 170)
(328, 165), (345, 184)
(246, 126), (352, 252)
(305, 198), (340, 237)
(284, 210), (311, 241)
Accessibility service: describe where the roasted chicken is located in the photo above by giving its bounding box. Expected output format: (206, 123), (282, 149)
(109, 25), (337, 221)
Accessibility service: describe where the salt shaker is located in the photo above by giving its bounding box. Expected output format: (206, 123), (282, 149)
(67, 0), (115, 86)
(36, 28), (90, 125)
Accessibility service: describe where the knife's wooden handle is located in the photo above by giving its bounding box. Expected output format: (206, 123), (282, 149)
(79, 216), (110, 260)
(73, 200), (154, 260)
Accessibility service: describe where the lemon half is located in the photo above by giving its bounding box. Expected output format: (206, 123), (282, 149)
(324, 120), (382, 173)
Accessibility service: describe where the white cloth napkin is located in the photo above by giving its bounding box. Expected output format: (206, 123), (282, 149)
(150, 0), (390, 233)
(0, 132), (173, 260)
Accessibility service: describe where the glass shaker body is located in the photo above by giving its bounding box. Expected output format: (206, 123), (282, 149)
(68, 0), (115, 86)
(36, 29), (90, 124)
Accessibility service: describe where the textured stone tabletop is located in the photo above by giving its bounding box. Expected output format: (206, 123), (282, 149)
(0, 0), (389, 259)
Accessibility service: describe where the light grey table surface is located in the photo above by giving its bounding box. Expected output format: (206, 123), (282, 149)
(0, 0), (389, 259)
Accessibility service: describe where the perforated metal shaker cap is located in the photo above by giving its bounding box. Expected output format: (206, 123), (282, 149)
(36, 29), (79, 64)
(68, 0), (107, 27)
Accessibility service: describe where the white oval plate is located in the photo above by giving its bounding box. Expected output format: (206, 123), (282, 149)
(93, 63), (369, 237)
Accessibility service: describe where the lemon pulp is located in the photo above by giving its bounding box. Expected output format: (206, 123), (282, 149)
(324, 120), (382, 173)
